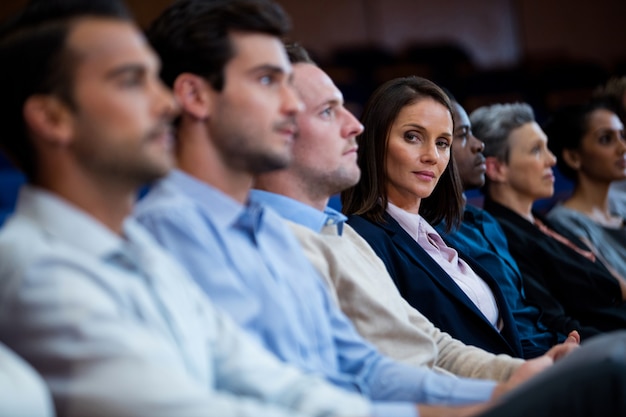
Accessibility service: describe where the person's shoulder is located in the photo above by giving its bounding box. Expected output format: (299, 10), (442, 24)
(346, 215), (399, 257)
(342, 222), (370, 242)
(346, 213), (378, 229)
(347, 213), (394, 236)
(285, 219), (322, 242)
(547, 204), (590, 224)
(0, 343), (54, 417)
(135, 180), (196, 219)
(0, 212), (57, 276)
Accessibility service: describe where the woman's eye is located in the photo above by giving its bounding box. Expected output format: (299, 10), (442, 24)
(404, 132), (418, 142)
(436, 139), (451, 148)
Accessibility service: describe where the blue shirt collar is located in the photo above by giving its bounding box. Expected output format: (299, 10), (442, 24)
(250, 189), (346, 235)
(164, 169), (266, 234)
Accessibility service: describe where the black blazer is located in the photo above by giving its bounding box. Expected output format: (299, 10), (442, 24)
(348, 213), (524, 357)
(484, 198), (626, 338)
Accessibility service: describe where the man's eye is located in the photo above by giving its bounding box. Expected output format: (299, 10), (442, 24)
(260, 75), (275, 85)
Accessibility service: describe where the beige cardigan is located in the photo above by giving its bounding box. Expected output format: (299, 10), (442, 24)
(287, 221), (524, 382)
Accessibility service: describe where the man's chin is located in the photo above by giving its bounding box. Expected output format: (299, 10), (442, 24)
(251, 153), (292, 174)
(135, 163), (172, 187)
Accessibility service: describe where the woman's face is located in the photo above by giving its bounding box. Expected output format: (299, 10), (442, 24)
(384, 97), (453, 212)
(503, 121), (556, 201)
(574, 108), (626, 184)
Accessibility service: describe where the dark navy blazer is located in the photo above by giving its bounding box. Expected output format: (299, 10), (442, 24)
(348, 213), (523, 357)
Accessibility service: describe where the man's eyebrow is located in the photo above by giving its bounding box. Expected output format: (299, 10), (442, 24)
(319, 97), (342, 107)
(104, 63), (146, 80)
(249, 64), (284, 73)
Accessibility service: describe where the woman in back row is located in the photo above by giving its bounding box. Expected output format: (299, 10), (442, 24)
(544, 97), (626, 279)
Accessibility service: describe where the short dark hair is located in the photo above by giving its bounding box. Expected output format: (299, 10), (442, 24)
(592, 76), (626, 123)
(147, 0), (291, 91)
(341, 76), (463, 231)
(0, 0), (131, 180)
(285, 41), (315, 65)
(544, 96), (623, 182)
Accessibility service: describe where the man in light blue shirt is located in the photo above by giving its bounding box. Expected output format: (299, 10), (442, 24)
(249, 43), (626, 417)
(0, 1), (377, 416)
(132, 1), (594, 417)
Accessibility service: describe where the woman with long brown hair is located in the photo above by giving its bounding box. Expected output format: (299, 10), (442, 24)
(342, 76), (523, 357)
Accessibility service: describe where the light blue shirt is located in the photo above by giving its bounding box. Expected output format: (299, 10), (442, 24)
(135, 170), (497, 417)
(0, 342), (54, 417)
(0, 186), (374, 417)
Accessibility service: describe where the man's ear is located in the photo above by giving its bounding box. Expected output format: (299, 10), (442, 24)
(172, 72), (213, 120)
(485, 156), (507, 183)
(562, 148), (581, 170)
(23, 95), (74, 146)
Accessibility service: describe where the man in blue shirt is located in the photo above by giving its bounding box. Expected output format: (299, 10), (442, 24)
(0, 1), (380, 416)
(433, 96), (570, 358)
(133, 2), (626, 417)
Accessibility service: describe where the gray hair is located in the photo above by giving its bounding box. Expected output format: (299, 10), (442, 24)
(469, 102), (535, 162)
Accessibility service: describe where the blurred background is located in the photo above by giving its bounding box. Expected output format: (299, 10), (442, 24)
(2, 0), (624, 119)
(0, 0), (624, 217)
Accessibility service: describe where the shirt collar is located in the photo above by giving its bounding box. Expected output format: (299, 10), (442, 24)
(386, 201), (430, 239)
(15, 185), (144, 259)
(164, 169), (248, 230)
(165, 169), (268, 236)
(250, 189), (346, 235)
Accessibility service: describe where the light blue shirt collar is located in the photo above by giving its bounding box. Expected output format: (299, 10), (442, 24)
(250, 189), (346, 235)
(165, 169), (265, 234)
(15, 185), (142, 259)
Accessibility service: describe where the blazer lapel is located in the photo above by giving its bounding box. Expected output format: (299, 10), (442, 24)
(379, 214), (523, 356)
(459, 253), (524, 355)
(380, 214), (500, 324)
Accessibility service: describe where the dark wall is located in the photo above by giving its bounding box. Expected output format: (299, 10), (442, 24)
(1, 0), (624, 70)
(0, 0), (624, 114)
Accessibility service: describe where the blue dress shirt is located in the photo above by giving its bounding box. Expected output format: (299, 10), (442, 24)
(135, 170), (497, 417)
(0, 186), (374, 417)
(436, 203), (566, 358)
